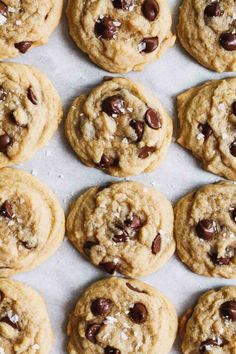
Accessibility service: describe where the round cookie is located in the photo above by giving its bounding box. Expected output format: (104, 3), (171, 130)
(0, 62), (63, 168)
(65, 77), (173, 177)
(66, 0), (175, 73)
(175, 181), (236, 278)
(0, 278), (54, 353)
(177, 0), (236, 72)
(177, 78), (236, 181)
(0, 168), (65, 276)
(0, 0), (63, 59)
(180, 286), (236, 353)
(66, 181), (175, 277)
(67, 277), (177, 354)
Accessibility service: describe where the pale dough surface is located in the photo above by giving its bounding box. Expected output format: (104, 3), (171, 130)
(65, 77), (173, 177)
(175, 181), (236, 279)
(177, 78), (236, 181)
(66, 181), (175, 277)
(0, 278), (54, 354)
(0, 168), (65, 276)
(67, 277), (178, 354)
(181, 286), (236, 354)
(0, 62), (63, 168)
(66, 0), (175, 73)
(177, 0), (236, 72)
(0, 0), (63, 59)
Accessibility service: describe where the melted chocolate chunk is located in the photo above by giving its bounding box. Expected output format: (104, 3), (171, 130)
(139, 37), (159, 53)
(0, 133), (11, 153)
(220, 300), (236, 321)
(0, 200), (13, 219)
(199, 338), (223, 352)
(91, 298), (112, 316)
(145, 108), (161, 129)
(112, 0), (133, 10)
(95, 17), (119, 40)
(98, 154), (116, 169)
(142, 0), (159, 21)
(27, 87), (38, 105)
(85, 323), (101, 343)
(196, 219), (217, 241)
(126, 282), (147, 294)
(112, 231), (129, 243)
(220, 32), (236, 51)
(129, 120), (144, 142)
(104, 346), (121, 354)
(102, 95), (125, 116)
(138, 146), (156, 158)
(14, 41), (32, 54)
(0, 1), (7, 16)
(125, 214), (142, 229)
(99, 261), (120, 274)
(152, 233), (161, 254)
(198, 123), (213, 140)
(129, 302), (148, 324)
(0, 316), (20, 330)
(204, 2), (222, 17)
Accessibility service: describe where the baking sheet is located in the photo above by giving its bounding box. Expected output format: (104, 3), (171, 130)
(9, 0), (236, 352)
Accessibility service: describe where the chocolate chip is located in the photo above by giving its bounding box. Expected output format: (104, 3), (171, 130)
(95, 17), (119, 40)
(112, 231), (129, 243)
(152, 233), (161, 254)
(220, 32), (236, 51)
(104, 346), (121, 354)
(14, 41), (32, 54)
(0, 86), (7, 101)
(100, 261), (120, 274)
(0, 1), (7, 16)
(0, 133), (11, 153)
(84, 241), (98, 251)
(138, 146), (156, 159)
(21, 240), (37, 250)
(125, 215), (142, 229)
(231, 208), (236, 222)
(220, 301), (236, 321)
(196, 220), (217, 241)
(102, 95), (125, 116)
(142, 0), (159, 21)
(145, 108), (162, 129)
(129, 303), (148, 324)
(230, 141), (236, 157)
(27, 87), (38, 105)
(204, 2), (222, 17)
(91, 298), (112, 316)
(139, 37), (159, 53)
(126, 282), (147, 294)
(85, 323), (101, 343)
(199, 338), (223, 352)
(112, 0), (133, 10)
(98, 154), (116, 169)
(129, 120), (144, 142)
(0, 200), (13, 219)
(210, 253), (232, 266)
(232, 101), (236, 116)
(0, 316), (20, 330)
(198, 123), (213, 139)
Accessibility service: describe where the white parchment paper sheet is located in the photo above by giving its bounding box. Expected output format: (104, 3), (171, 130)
(6, 0), (236, 352)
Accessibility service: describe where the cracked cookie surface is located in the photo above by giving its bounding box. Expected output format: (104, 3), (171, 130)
(175, 181), (236, 278)
(177, 78), (236, 181)
(0, 168), (65, 276)
(0, 0), (63, 59)
(65, 77), (172, 177)
(66, 0), (175, 73)
(0, 278), (54, 354)
(0, 62), (63, 168)
(177, 0), (236, 72)
(67, 277), (177, 354)
(181, 286), (236, 354)
(66, 181), (175, 277)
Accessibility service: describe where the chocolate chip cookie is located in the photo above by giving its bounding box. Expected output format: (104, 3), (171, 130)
(177, 0), (236, 72)
(65, 77), (172, 177)
(67, 277), (177, 354)
(66, 181), (175, 277)
(175, 181), (236, 278)
(177, 78), (236, 181)
(0, 62), (63, 168)
(66, 0), (175, 73)
(180, 286), (236, 353)
(0, 0), (63, 59)
(0, 278), (54, 353)
(0, 168), (65, 276)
